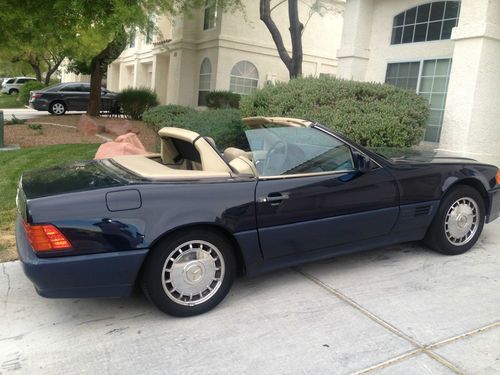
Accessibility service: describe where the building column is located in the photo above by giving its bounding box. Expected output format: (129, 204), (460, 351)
(439, 0), (500, 165)
(166, 47), (197, 106)
(336, 0), (373, 81)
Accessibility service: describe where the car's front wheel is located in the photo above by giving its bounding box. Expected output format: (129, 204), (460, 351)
(425, 185), (485, 255)
(49, 101), (66, 115)
(141, 229), (236, 317)
(9, 89), (18, 95)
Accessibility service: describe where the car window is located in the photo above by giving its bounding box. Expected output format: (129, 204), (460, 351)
(5, 78), (15, 84)
(17, 78), (29, 84)
(60, 84), (81, 92)
(80, 85), (91, 92)
(245, 127), (355, 177)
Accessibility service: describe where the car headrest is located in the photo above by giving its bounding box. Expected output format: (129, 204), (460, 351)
(223, 147), (247, 162)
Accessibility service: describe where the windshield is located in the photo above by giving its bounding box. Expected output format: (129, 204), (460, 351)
(245, 126), (355, 177)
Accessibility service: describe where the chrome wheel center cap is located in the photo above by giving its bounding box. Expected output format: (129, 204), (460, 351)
(457, 214), (468, 229)
(184, 262), (204, 283)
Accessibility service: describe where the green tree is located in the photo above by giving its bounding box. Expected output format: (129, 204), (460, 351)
(0, 1), (75, 84)
(66, 0), (242, 116)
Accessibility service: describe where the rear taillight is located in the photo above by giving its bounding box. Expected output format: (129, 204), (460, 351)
(496, 170), (500, 185)
(31, 93), (43, 99)
(23, 222), (72, 252)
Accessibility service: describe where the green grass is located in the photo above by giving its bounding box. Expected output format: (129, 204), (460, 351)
(0, 93), (25, 108)
(0, 144), (100, 233)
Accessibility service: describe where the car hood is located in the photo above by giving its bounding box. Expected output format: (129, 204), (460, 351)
(372, 148), (481, 165)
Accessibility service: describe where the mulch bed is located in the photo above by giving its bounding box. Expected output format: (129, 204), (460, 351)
(4, 114), (160, 151)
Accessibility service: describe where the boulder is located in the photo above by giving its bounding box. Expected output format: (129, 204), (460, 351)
(105, 119), (133, 136)
(77, 114), (98, 135)
(94, 133), (149, 159)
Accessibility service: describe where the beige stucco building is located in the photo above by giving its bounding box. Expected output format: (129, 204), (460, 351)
(337, 0), (500, 165)
(106, 1), (344, 107)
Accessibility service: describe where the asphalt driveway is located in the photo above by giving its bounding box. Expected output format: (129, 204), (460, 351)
(1, 220), (499, 374)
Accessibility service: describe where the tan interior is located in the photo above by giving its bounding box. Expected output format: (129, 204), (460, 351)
(158, 127), (230, 173)
(112, 118), (310, 179)
(112, 155), (231, 180)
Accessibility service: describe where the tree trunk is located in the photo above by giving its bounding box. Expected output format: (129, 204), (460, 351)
(260, 0), (303, 79)
(87, 58), (103, 117)
(288, 0), (303, 78)
(44, 56), (65, 86)
(28, 62), (42, 82)
(86, 29), (127, 117)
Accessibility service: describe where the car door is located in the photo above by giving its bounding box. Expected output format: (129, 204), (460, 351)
(253, 126), (399, 259)
(59, 84), (84, 110)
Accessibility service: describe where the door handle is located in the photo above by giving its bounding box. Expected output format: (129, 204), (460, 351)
(257, 192), (289, 204)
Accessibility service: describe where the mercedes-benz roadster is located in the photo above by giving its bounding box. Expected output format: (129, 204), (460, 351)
(16, 117), (500, 316)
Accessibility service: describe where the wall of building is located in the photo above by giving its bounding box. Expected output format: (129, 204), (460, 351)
(107, 0), (344, 107)
(337, 0), (454, 82)
(438, 0), (500, 165)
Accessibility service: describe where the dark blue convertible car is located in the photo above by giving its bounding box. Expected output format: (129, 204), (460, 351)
(16, 117), (500, 316)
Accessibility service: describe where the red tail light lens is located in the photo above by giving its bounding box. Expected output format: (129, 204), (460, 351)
(23, 222), (72, 252)
(496, 170), (500, 185)
(31, 93), (43, 99)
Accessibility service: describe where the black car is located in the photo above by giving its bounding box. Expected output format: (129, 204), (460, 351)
(29, 82), (119, 115)
(15, 117), (500, 317)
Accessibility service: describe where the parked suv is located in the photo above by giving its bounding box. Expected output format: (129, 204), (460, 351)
(1, 77), (37, 95)
(29, 82), (119, 115)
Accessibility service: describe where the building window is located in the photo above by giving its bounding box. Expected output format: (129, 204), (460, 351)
(385, 58), (452, 143)
(198, 58), (212, 106)
(129, 29), (136, 48)
(391, 1), (460, 45)
(203, 0), (217, 30)
(145, 17), (155, 44)
(230, 61), (259, 95)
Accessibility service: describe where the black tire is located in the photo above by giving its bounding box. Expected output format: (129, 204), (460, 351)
(141, 229), (236, 317)
(9, 89), (18, 95)
(424, 185), (485, 255)
(49, 101), (66, 115)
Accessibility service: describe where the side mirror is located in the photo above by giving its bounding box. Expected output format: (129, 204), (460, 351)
(355, 152), (373, 173)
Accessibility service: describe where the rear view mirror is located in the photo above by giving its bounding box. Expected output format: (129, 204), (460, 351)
(355, 152), (373, 173)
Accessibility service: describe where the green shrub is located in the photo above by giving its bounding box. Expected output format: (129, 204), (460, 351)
(118, 87), (159, 120)
(240, 77), (430, 147)
(142, 105), (196, 131)
(143, 106), (248, 150)
(206, 91), (241, 109)
(19, 81), (45, 105)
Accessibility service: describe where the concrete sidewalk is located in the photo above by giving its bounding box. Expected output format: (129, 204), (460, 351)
(1, 220), (499, 374)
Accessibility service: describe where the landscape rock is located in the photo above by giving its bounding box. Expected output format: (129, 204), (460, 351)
(77, 114), (98, 135)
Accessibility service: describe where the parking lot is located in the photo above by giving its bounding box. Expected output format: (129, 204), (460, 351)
(1, 220), (499, 374)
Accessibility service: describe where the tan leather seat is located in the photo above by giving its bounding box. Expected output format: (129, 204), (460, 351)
(228, 155), (257, 176)
(223, 147), (247, 162)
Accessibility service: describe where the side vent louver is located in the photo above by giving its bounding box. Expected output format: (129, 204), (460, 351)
(415, 205), (431, 216)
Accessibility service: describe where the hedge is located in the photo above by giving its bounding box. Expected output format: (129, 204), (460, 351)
(118, 87), (159, 120)
(206, 91), (241, 109)
(19, 81), (46, 105)
(142, 106), (248, 150)
(240, 77), (430, 147)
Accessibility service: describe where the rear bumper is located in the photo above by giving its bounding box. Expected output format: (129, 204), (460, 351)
(15, 216), (149, 298)
(486, 186), (500, 223)
(29, 99), (49, 111)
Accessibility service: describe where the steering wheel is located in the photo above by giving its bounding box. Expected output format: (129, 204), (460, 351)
(262, 139), (288, 176)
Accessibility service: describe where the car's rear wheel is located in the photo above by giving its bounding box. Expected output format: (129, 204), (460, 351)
(141, 229), (236, 317)
(49, 101), (66, 115)
(9, 89), (18, 95)
(424, 185), (485, 255)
